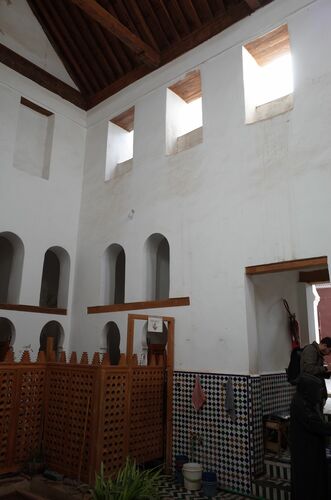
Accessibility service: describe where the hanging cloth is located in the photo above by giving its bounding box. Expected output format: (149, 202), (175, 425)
(225, 377), (236, 422)
(192, 375), (206, 411)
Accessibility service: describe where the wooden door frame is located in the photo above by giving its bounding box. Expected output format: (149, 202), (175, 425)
(126, 313), (174, 473)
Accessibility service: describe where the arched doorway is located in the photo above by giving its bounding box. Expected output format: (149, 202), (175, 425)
(145, 233), (170, 300)
(101, 244), (126, 304)
(39, 321), (63, 357)
(0, 232), (24, 304)
(39, 246), (70, 308)
(0, 318), (15, 361)
(104, 321), (121, 365)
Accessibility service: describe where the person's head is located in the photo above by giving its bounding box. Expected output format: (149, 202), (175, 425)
(319, 337), (331, 356)
(297, 374), (324, 407)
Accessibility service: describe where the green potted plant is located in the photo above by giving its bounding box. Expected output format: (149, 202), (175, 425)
(92, 458), (163, 500)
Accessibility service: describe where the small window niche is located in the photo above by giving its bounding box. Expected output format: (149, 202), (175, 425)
(101, 244), (126, 305)
(13, 97), (54, 179)
(0, 232), (24, 304)
(145, 233), (170, 301)
(39, 320), (63, 358)
(105, 107), (134, 181)
(0, 318), (15, 362)
(166, 70), (203, 155)
(104, 321), (121, 365)
(242, 25), (294, 123)
(39, 247), (70, 308)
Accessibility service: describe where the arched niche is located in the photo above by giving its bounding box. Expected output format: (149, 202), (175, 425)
(104, 321), (121, 365)
(39, 321), (64, 356)
(0, 232), (24, 304)
(0, 317), (15, 361)
(145, 233), (170, 300)
(101, 244), (125, 305)
(39, 246), (70, 308)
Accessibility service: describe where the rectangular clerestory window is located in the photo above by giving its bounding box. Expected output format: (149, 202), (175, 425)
(166, 69), (203, 155)
(242, 25), (294, 123)
(105, 106), (134, 181)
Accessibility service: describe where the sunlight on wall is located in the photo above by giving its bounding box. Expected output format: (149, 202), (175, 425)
(256, 54), (293, 106)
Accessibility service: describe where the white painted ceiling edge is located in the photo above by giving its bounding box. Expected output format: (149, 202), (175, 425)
(0, 0), (78, 89)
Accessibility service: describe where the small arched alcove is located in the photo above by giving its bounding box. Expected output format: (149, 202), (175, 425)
(0, 317), (15, 361)
(145, 233), (170, 301)
(101, 244), (125, 305)
(39, 321), (63, 356)
(0, 232), (24, 304)
(39, 246), (70, 308)
(104, 321), (121, 365)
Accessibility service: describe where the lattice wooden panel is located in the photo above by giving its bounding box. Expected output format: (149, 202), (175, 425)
(44, 365), (97, 482)
(0, 369), (16, 469)
(99, 370), (129, 477)
(13, 368), (45, 465)
(129, 367), (165, 463)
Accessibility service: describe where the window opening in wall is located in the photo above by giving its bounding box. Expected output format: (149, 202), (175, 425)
(39, 321), (63, 358)
(105, 107), (134, 181)
(13, 97), (54, 179)
(145, 234), (170, 301)
(166, 70), (203, 154)
(104, 321), (121, 365)
(39, 246), (70, 308)
(243, 25), (293, 123)
(101, 244), (126, 305)
(0, 232), (24, 304)
(0, 317), (15, 361)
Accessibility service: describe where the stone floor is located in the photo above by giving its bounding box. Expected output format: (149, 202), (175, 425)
(158, 478), (257, 499)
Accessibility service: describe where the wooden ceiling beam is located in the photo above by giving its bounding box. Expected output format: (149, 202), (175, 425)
(244, 0), (261, 10)
(0, 43), (86, 109)
(68, 0), (160, 67)
(178, 0), (202, 30)
(121, 0), (159, 50)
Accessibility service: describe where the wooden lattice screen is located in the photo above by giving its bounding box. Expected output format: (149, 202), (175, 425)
(0, 314), (174, 483)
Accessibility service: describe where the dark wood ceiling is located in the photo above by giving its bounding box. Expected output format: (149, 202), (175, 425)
(0, 0), (273, 110)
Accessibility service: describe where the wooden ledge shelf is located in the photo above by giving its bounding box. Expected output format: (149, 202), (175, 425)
(0, 304), (67, 315)
(87, 296), (190, 314)
(246, 256), (328, 276)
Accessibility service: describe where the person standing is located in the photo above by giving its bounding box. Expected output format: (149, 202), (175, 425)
(300, 337), (331, 403)
(290, 374), (331, 500)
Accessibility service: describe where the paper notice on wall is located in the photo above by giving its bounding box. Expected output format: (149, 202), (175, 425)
(147, 316), (163, 333)
(138, 349), (148, 366)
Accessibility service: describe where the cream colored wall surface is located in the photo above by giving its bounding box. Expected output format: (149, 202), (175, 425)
(72, 0), (331, 373)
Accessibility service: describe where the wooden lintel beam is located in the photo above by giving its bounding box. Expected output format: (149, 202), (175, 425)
(87, 297), (190, 314)
(246, 256), (328, 275)
(299, 269), (330, 284)
(244, 0), (261, 10)
(68, 0), (160, 68)
(0, 43), (87, 110)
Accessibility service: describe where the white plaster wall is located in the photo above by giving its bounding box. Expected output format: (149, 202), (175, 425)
(0, 64), (86, 357)
(0, 0), (78, 88)
(71, 0), (331, 374)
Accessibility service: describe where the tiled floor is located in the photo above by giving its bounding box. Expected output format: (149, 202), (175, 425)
(158, 478), (256, 499)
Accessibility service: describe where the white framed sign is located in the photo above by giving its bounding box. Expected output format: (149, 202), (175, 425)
(147, 316), (163, 333)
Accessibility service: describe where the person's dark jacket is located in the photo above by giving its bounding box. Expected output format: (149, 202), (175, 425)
(300, 341), (329, 378)
(290, 374), (331, 500)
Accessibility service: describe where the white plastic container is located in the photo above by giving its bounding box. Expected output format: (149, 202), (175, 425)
(182, 462), (202, 491)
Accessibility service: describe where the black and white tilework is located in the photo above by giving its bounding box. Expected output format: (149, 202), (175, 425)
(260, 373), (295, 416)
(248, 376), (264, 477)
(172, 371), (252, 495)
(158, 477), (255, 499)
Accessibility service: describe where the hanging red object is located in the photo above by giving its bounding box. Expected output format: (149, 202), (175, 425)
(282, 298), (300, 349)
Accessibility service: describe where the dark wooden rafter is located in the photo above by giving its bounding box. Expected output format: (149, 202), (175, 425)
(21, 97), (53, 117)
(68, 0), (160, 67)
(26, 0), (89, 94)
(0, 43), (86, 109)
(86, 65), (150, 109)
(121, 0), (159, 50)
(163, 0), (191, 36)
(56, 0), (109, 89)
(162, 1), (250, 64)
(31, 0), (98, 94)
(192, 0), (214, 22)
(150, 1), (181, 44)
(299, 269), (330, 284)
(178, 0), (202, 30)
(244, 0), (261, 10)
(134, 0), (171, 49)
(208, 0), (226, 15)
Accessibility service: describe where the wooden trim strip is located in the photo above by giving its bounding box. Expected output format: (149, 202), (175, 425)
(20, 97), (53, 117)
(246, 256), (328, 275)
(87, 297), (190, 314)
(0, 43), (87, 110)
(298, 269), (330, 284)
(0, 304), (67, 315)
